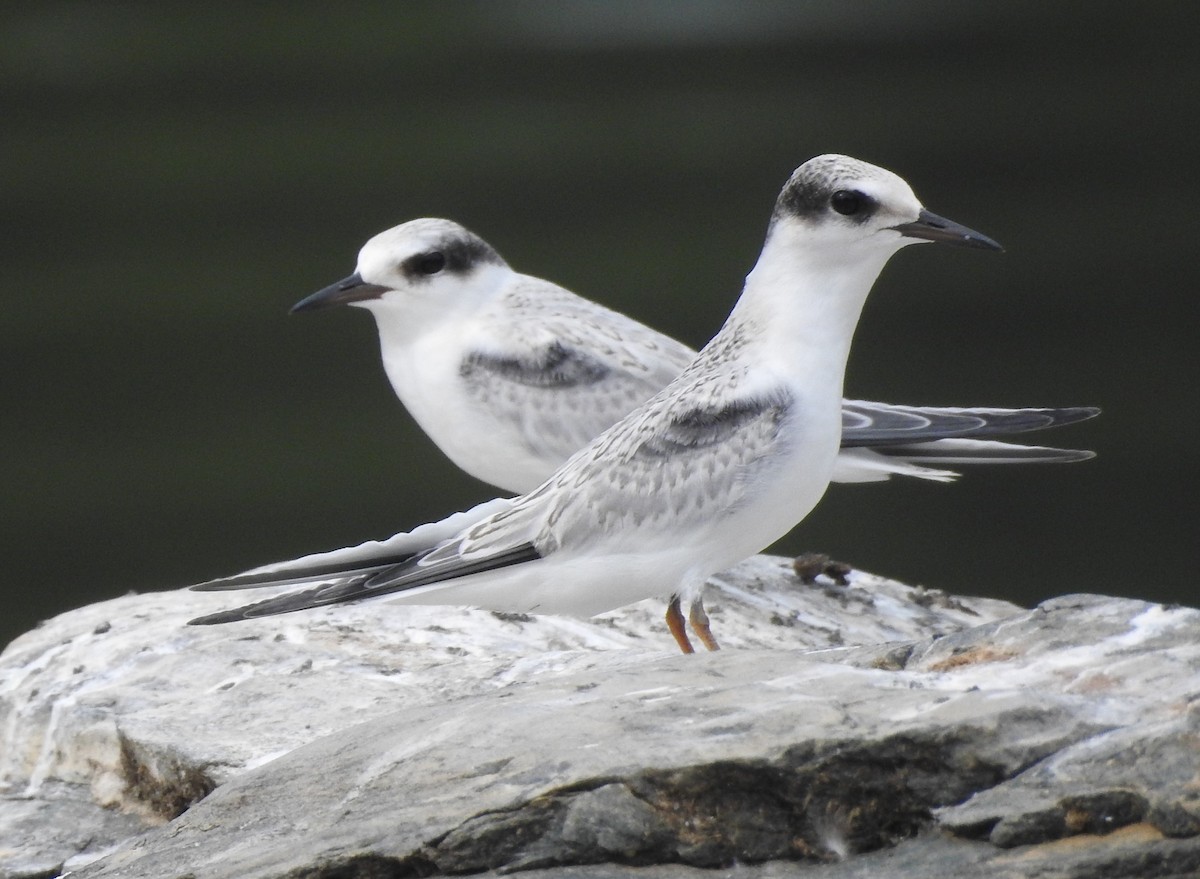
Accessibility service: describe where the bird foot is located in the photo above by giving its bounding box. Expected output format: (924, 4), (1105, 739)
(665, 595), (721, 653)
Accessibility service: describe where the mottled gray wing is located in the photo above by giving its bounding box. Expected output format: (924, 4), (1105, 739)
(840, 401), (1100, 447)
(372, 378), (794, 573)
(511, 378), (795, 556)
(191, 370), (794, 623)
(459, 278), (697, 462)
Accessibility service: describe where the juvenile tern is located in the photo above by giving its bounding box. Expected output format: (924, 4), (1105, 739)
(290, 219), (1096, 491)
(192, 154), (1050, 652)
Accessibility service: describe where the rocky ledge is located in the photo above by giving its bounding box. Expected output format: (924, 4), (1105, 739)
(0, 555), (1196, 879)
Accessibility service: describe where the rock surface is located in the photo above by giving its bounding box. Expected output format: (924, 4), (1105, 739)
(0, 556), (1196, 879)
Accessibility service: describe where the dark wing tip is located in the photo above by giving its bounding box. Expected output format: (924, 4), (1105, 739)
(189, 552), (422, 592)
(842, 403), (1102, 448)
(875, 441), (1097, 465)
(187, 542), (544, 626)
(1036, 405), (1100, 424)
(188, 609), (249, 626)
(362, 542), (542, 589)
(187, 581), (350, 625)
(190, 575), (270, 592)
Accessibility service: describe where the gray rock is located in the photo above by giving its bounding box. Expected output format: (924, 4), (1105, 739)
(0, 782), (146, 879)
(0, 558), (1196, 878)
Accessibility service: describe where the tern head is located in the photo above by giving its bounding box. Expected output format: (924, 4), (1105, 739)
(769, 154), (1001, 260)
(292, 218), (512, 318)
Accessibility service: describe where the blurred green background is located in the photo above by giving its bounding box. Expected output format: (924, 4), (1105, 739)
(4, 2), (1197, 650)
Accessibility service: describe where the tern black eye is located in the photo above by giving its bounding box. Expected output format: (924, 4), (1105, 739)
(830, 190), (873, 217)
(414, 251), (446, 275)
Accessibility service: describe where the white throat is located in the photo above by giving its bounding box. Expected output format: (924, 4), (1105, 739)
(727, 221), (905, 392)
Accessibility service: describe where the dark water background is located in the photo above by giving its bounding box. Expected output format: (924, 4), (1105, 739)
(4, 2), (1198, 649)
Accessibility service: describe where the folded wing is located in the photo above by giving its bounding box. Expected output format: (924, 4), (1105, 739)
(840, 402), (1099, 446)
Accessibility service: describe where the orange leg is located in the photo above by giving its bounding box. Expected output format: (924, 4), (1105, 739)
(689, 598), (721, 652)
(666, 595), (695, 653)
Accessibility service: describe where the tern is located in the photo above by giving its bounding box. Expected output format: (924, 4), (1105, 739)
(192, 155), (1091, 652)
(288, 219), (1094, 491)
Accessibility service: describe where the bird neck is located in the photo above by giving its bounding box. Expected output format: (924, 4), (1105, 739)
(725, 226), (899, 394)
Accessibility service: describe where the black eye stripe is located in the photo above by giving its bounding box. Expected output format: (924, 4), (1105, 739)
(400, 250), (447, 278)
(399, 236), (506, 280)
(830, 190), (874, 217)
(416, 252), (446, 274)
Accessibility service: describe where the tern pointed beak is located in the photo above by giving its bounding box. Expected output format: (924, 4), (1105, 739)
(291, 273), (391, 313)
(892, 210), (1003, 251)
